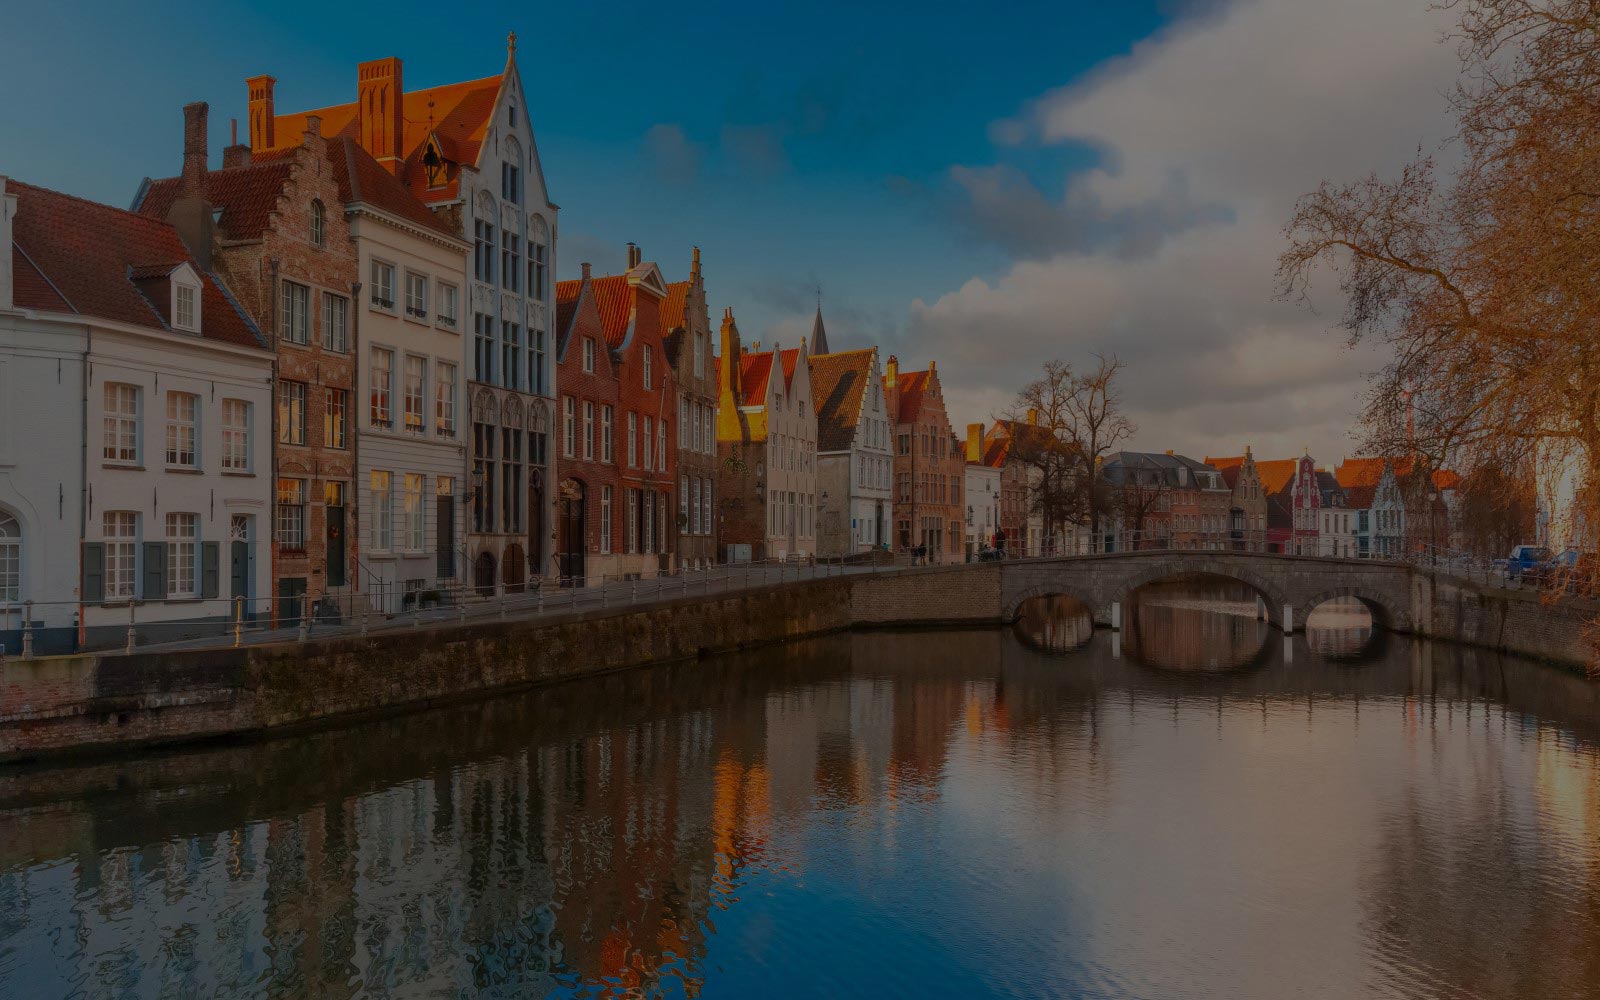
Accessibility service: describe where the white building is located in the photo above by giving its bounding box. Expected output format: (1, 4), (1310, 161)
(1, 177), (274, 652)
(1316, 470), (1357, 558)
(810, 339), (892, 557)
(350, 172), (472, 612)
(963, 435), (1001, 560)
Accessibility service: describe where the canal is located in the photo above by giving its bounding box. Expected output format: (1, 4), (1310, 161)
(4, 580), (1600, 998)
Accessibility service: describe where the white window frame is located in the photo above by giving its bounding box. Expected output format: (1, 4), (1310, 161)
(583, 337), (595, 374)
(405, 271), (429, 320)
(404, 355), (427, 435)
(173, 279), (200, 332)
(403, 473), (425, 552)
(104, 511), (138, 600)
(371, 471), (393, 552)
(370, 347), (394, 428)
(370, 259), (397, 311)
(601, 406), (614, 463)
(165, 512), (198, 599)
(164, 390), (199, 468)
(435, 362), (457, 437)
(436, 283), (459, 329)
(221, 398), (251, 472)
(103, 383), (140, 465)
(643, 345), (653, 389)
(600, 485), (612, 554)
(322, 292), (349, 353)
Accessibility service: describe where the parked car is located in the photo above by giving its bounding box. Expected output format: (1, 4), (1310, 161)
(1503, 545), (1551, 581)
(1545, 548), (1597, 593)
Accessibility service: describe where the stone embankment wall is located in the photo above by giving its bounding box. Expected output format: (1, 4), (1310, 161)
(3, 561), (1596, 764)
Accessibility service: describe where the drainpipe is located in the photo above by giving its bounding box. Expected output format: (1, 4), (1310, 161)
(267, 258), (279, 626)
(76, 320), (91, 650)
(350, 279), (361, 599)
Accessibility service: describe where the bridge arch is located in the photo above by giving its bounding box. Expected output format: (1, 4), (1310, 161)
(1113, 562), (1289, 620)
(1301, 586), (1405, 632)
(1005, 583), (1103, 623)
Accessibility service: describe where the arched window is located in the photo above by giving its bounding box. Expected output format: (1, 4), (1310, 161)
(0, 513), (19, 604)
(310, 200), (325, 246)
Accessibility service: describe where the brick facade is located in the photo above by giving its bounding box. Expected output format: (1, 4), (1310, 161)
(886, 358), (964, 564)
(663, 249), (719, 568)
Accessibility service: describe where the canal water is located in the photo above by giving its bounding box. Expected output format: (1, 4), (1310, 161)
(4, 580), (1600, 999)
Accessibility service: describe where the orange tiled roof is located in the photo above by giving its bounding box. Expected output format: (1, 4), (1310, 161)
(10, 179), (262, 350)
(739, 352), (773, 408)
(1205, 455), (1247, 490)
(1254, 459), (1299, 496)
(1344, 484), (1377, 509)
(779, 348), (800, 390)
(659, 280), (689, 331)
(587, 274), (635, 349)
(1433, 469), (1461, 490)
(1334, 456), (1392, 488)
(810, 349), (874, 452)
(262, 73), (504, 205)
(555, 277), (583, 344)
(894, 369), (932, 422)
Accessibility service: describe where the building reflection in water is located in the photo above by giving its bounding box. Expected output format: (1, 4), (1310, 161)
(5, 581), (1600, 998)
(1123, 578), (1270, 671)
(1013, 595), (1095, 653)
(1304, 596), (1378, 659)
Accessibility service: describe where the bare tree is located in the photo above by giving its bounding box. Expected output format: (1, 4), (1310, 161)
(1063, 355), (1136, 539)
(1279, 0), (1600, 585)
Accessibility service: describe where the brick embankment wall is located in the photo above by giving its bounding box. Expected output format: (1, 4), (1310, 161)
(1414, 571), (1598, 669)
(0, 578), (863, 764)
(850, 563), (1002, 627)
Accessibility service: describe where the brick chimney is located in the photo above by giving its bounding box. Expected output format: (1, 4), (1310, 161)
(582, 261), (592, 280)
(247, 75), (276, 149)
(884, 354), (900, 422)
(222, 118), (252, 168)
(967, 423), (984, 463)
(357, 57), (405, 174)
(719, 306), (742, 401)
(627, 242), (642, 269)
(181, 102), (209, 197)
(0, 177), (15, 312)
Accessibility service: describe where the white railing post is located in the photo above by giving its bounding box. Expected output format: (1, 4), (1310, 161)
(20, 600), (33, 660)
(125, 602), (136, 654)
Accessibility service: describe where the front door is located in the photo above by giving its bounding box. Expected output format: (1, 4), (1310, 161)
(436, 494), (455, 580)
(229, 514), (253, 620)
(326, 503), (346, 587)
(278, 576), (306, 628)
(557, 478), (586, 587)
(528, 472), (544, 583)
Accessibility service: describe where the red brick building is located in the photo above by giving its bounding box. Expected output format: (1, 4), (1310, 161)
(886, 358), (963, 564)
(552, 248), (677, 582)
(1257, 454), (1320, 554)
(660, 249), (719, 569)
(135, 104), (361, 623)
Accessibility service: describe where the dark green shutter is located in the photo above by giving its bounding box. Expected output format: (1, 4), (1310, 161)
(143, 542), (166, 600)
(82, 543), (105, 603)
(201, 542), (219, 599)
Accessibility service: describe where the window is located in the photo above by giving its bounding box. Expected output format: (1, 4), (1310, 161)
(657, 420), (666, 473)
(403, 474), (425, 551)
(310, 200), (325, 246)
(371, 471), (393, 551)
(370, 348), (393, 428)
(175, 281), (199, 332)
(702, 480), (712, 535)
(694, 331), (705, 379)
(322, 293), (349, 353)
(473, 423), (496, 533)
(435, 362), (456, 436)
(563, 397), (576, 458)
(628, 412), (638, 468)
(583, 401), (595, 460)
(502, 322), (522, 391)
(502, 234), (521, 293)
(531, 328), (547, 395)
(104, 512), (138, 600)
(600, 486), (612, 554)
(601, 406), (614, 463)
(531, 241), (547, 301)
(627, 489), (638, 554)
(104, 383), (140, 463)
(474, 313), (496, 384)
(502, 162), (521, 203)
(276, 478), (306, 550)
(325, 388), (348, 449)
(277, 381), (306, 445)
(474, 221), (496, 284)
(437, 284), (458, 328)
(501, 429), (522, 532)
(643, 416), (653, 471)
(222, 399), (251, 471)
(643, 345), (653, 388)
(164, 391), (198, 467)
(370, 260), (395, 309)
(530, 428), (548, 468)
(405, 272), (429, 319)
(165, 512), (197, 598)
(404, 355), (426, 434)
(681, 475), (690, 526)
(680, 398), (690, 449)
(280, 278), (310, 345)
(583, 337), (595, 374)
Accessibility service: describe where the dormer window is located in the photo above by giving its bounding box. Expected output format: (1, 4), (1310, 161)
(174, 279), (200, 332)
(310, 200), (326, 246)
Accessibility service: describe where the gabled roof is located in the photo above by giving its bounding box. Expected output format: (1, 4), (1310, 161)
(739, 352), (774, 407)
(659, 279), (690, 332)
(9, 179), (263, 349)
(1255, 459), (1299, 496)
(810, 349), (874, 452)
(894, 369), (932, 422)
(1344, 484), (1377, 509)
(779, 348), (800, 390)
(588, 274), (634, 349)
(261, 73), (505, 204)
(555, 276), (584, 351)
(1206, 455), (1248, 490)
(1334, 457), (1394, 489)
(137, 135), (456, 241)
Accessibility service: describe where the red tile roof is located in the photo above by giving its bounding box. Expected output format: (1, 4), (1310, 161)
(138, 136), (455, 241)
(659, 280), (690, 332)
(137, 159), (294, 240)
(1343, 484), (1377, 509)
(262, 73), (505, 204)
(10, 179), (262, 349)
(809, 349), (874, 452)
(588, 274), (634, 349)
(1205, 455), (1247, 490)
(1334, 457), (1393, 488)
(739, 352), (774, 407)
(894, 369), (932, 422)
(779, 348), (800, 390)
(1254, 459), (1299, 496)
(1433, 469), (1461, 490)
(555, 277), (584, 348)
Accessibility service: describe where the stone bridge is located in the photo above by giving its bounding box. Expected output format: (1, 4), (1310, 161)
(999, 551), (1417, 632)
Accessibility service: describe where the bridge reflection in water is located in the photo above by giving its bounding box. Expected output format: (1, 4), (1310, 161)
(4, 582), (1600, 999)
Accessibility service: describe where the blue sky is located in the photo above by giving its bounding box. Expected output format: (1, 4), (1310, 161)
(1, 0), (1463, 459)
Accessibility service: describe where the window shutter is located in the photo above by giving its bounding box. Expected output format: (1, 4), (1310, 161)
(201, 542), (220, 599)
(82, 543), (105, 604)
(143, 542), (166, 600)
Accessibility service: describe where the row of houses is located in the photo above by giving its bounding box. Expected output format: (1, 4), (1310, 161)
(0, 41), (1007, 654)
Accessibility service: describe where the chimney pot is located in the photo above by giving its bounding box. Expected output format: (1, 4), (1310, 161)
(626, 242), (642, 269)
(581, 261), (592, 279)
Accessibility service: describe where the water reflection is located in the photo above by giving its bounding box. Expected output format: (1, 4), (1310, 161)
(1124, 579), (1271, 671)
(1306, 596), (1379, 659)
(1013, 595), (1094, 652)
(4, 611), (1600, 997)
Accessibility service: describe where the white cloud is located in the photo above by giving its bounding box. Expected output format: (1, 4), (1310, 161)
(906, 0), (1460, 463)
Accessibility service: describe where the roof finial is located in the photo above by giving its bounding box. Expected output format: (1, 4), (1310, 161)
(507, 30), (517, 56)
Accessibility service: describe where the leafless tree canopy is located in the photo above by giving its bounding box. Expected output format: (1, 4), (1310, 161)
(1279, 1), (1600, 554)
(1005, 355), (1135, 539)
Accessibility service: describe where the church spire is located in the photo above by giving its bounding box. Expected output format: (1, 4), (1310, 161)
(810, 300), (830, 356)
